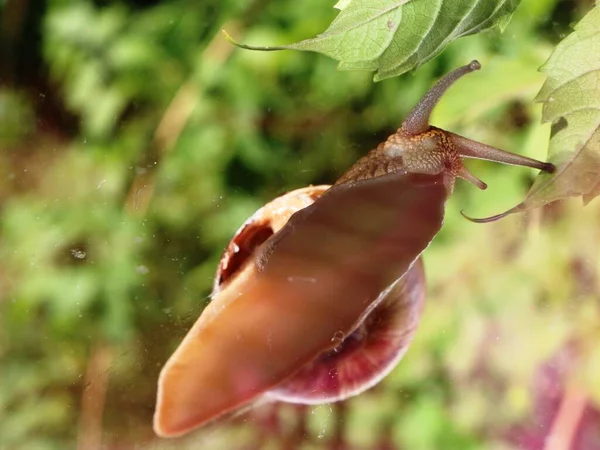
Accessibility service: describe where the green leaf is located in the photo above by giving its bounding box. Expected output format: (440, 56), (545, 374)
(228, 0), (521, 81)
(532, 5), (600, 206)
(470, 5), (600, 220)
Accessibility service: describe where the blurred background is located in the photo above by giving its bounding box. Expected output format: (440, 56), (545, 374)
(1, 0), (599, 449)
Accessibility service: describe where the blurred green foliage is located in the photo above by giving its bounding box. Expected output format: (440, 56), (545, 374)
(1, 0), (599, 449)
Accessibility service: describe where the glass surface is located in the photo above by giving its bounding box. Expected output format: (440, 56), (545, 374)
(1, 1), (599, 449)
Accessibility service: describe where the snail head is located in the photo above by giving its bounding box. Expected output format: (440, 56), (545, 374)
(337, 60), (555, 192)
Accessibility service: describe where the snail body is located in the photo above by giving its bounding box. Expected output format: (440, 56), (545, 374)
(154, 61), (554, 438)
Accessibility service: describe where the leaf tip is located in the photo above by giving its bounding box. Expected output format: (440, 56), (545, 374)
(221, 28), (236, 45)
(221, 29), (285, 52)
(460, 209), (511, 223)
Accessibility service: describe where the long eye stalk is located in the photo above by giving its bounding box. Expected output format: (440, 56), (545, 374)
(449, 132), (555, 173)
(401, 60), (481, 136)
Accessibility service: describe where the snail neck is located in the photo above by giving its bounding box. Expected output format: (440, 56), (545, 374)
(334, 127), (473, 192)
(384, 128), (448, 176)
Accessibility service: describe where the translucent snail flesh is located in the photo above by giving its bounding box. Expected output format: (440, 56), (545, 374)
(153, 61), (554, 437)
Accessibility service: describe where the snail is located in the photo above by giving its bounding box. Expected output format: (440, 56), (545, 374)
(153, 60), (555, 438)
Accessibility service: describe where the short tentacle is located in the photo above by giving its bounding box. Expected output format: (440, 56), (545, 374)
(401, 60), (481, 136)
(449, 132), (555, 173)
(455, 166), (487, 190)
(446, 150), (488, 190)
